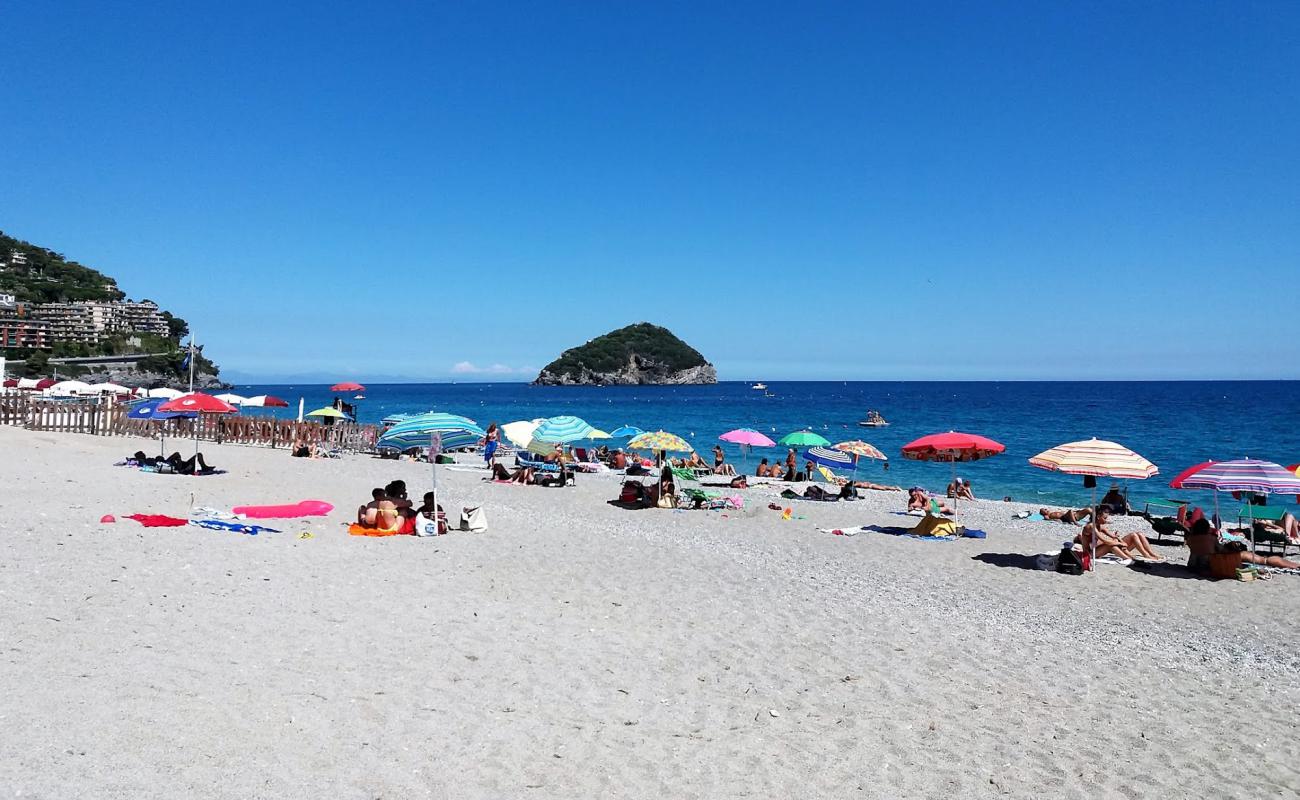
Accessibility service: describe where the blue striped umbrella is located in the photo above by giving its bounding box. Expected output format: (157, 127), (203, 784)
(377, 412), (485, 451)
(530, 415), (597, 443)
(609, 425), (645, 438)
(803, 446), (855, 471)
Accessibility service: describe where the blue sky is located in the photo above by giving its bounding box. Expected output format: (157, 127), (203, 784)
(2, 1), (1297, 381)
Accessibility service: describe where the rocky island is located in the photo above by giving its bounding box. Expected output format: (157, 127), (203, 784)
(534, 323), (717, 386)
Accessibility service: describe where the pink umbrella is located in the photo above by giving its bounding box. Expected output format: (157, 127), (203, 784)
(719, 428), (776, 474)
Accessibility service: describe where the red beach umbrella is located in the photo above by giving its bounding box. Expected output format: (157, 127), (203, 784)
(35, 378), (56, 390)
(2, 379), (16, 388)
(901, 431), (1006, 518)
(902, 431), (1006, 462)
(158, 392), (238, 414)
(1168, 460), (1216, 490)
(330, 382), (365, 392)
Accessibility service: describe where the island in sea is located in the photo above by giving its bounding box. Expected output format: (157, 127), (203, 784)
(533, 323), (717, 386)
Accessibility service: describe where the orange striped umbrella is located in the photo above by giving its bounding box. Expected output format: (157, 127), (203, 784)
(1028, 438), (1157, 479)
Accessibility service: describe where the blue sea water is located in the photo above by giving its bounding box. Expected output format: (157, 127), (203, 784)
(230, 381), (1300, 509)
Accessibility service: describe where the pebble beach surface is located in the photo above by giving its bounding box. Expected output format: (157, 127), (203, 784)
(2, 425), (1297, 798)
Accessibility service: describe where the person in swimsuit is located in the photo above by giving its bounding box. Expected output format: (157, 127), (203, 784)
(1253, 512), (1300, 546)
(483, 423), (499, 469)
(1040, 507), (1093, 524)
(357, 488), (387, 527)
(1079, 508), (1163, 562)
(755, 458), (772, 477)
(908, 488), (953, 515)
(1186, 518), (1300, 571)
(291, 438), (311, 458)
(786, 448), (797, 473)
(712, 445), (735, 476)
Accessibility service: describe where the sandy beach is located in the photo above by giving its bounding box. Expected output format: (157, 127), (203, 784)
(2, 425), (1298, 799)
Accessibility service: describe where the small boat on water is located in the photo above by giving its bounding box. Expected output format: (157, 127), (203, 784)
(751, 382), (767, 390)
(858, 409), (889, 427)
(354, 394), (366, 400)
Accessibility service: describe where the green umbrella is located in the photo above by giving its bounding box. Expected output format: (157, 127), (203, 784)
(779, 430), (830, 448)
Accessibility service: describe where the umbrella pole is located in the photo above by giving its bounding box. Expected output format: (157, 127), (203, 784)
(1090, 485), (1097, 573)
(951, 461), (958, 520)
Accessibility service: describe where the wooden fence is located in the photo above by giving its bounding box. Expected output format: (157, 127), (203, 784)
(0, 393), (380, 452)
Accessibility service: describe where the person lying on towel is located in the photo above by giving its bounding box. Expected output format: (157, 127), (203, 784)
(130, 450), (216, 475)
(1040, 507), (1093, 524)
(907, 488), (953, 515)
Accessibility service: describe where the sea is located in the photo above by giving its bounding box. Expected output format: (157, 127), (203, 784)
(230, 381), (1300, 509)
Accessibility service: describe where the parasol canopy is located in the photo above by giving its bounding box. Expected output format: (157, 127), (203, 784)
(330, 382), (365, 392)
(501, 420), (542, 448)
(720, 428), (776, 447)
(1173, 459), (1300, 494)
(531, 415), (597, 443)
(146, 387), (183, 399)
(243, 394), (289, 408)
(902, 431), (1005, 462)
(89, 382), (131, 394)
(47, 380), (93, 397)
(1028, 438), (1157, 479)
(609, 425), (645, 438)
(834, 440), (888, 461)
(214, 393), (247, 406)
(803, 446), (855, 471)
(126, 397), (196, 420)
(305, 406), (347, 419)
(376, 412), (486, 452)
(779, 430), (831, 448)
(158, 393), (238, 414)
(627, 430), (693, 453)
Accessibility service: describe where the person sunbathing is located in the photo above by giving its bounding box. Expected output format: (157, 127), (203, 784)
(510, 465), (536, 484)
(755, 458), (774, 477)
(1187, 518), (1300, 570)
(908, 488), (952, 515)
(712, 445), (736, 476)
(852, 480), (901, 492)
(1079, 508), (1163, 562)
(1040, 506), (1093, 524)
(1253, 512), (1300, 545)
(291, 438), (312, 458)
(357, 488), (387, 526)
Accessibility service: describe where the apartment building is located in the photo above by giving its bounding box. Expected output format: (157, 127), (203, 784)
(0, 317), (51, 349)
(30, 300), (170, 345)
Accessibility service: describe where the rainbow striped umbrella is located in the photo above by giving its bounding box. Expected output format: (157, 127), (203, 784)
(626, 430), (693, 453)
(1028, 438), (1157, 480)
(1174, 458), (1300, 494)
(834, 440), (888, 461)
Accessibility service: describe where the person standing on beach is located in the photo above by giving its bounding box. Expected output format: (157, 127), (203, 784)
(786, 448), (797, 474)
(483, 422), (499, 470)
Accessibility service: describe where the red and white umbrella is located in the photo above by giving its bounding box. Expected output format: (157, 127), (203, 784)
(158, 393), (238, 458)
(243, 394), (289, 408)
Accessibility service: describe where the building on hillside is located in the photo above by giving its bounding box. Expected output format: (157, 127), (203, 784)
(30, 300), (169, 345)
(0, 317), (51, 349)
(0, 293), (15, 309)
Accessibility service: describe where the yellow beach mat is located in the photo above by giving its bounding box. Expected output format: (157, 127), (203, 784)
(909, 514), (958, 538)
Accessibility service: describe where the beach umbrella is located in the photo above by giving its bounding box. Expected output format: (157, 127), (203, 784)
(381, 412), (416, 426)
(531, 415), (597, 443)
(902, 431), (1006, 518)
(377, 412), (486, 452)
(804, 446), (855, 471)
(47, 380), (93, 397)
(146, 387), (183, 399)
(588, 429), (611, 439)
(89, 382), (130, 395)
(243, 394), (289, 408)
(158, 392), (238, 458)
(330, 382), (365, 392)
(1029, 438), (1158, 571)
(834, 440), (889, 461)
(1, 379), (15, 388)
(627, 430), (693, 453)
(34, 378), (56, 390)
(214, 393), (247, 406)
(1174, 459), (1300, 552)
(609, 425), (645, 438)
(501, 420), (542, 448)
(719, 428), (776, 473)
(779, 430), (831, 448)
(127, 397), (196, 454)
(305, 406), (347, 419)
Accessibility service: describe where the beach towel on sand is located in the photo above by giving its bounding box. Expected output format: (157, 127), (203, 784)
(853, 523), (988, 541)
(348, 520), (414, 537)
(190, 519), (282, 535)
(124, 514), (188, 527)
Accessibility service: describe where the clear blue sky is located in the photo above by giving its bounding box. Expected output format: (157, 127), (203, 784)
(2, 1), (1297, 381)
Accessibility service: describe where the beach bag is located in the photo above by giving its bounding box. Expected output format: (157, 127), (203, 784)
(436, 454), (455, 464)
(619, 481), (645, 504)
(414, 511), (446, 537)
(1056, 545), (1084, 575)
(459, 506), (488, 533)
(656, 492), (676, 509)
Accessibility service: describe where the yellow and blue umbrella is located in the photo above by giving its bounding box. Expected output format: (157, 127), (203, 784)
(627, 430), (693, 453)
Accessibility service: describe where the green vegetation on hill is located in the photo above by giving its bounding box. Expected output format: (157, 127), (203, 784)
(539, 323), (709, 378)
(0, 231), (125, 303)
(0, 230), (215, 383)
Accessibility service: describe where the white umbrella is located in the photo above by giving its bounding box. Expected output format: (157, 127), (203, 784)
(90, 382), (130, 394)
(215, 393), (247, 406)
(501, 419), (542, 448)
(47, 380), (93, 397)
(147, 387), (183, 399)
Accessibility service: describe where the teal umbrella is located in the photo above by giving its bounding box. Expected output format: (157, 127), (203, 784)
(779, 430), (830, 448)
